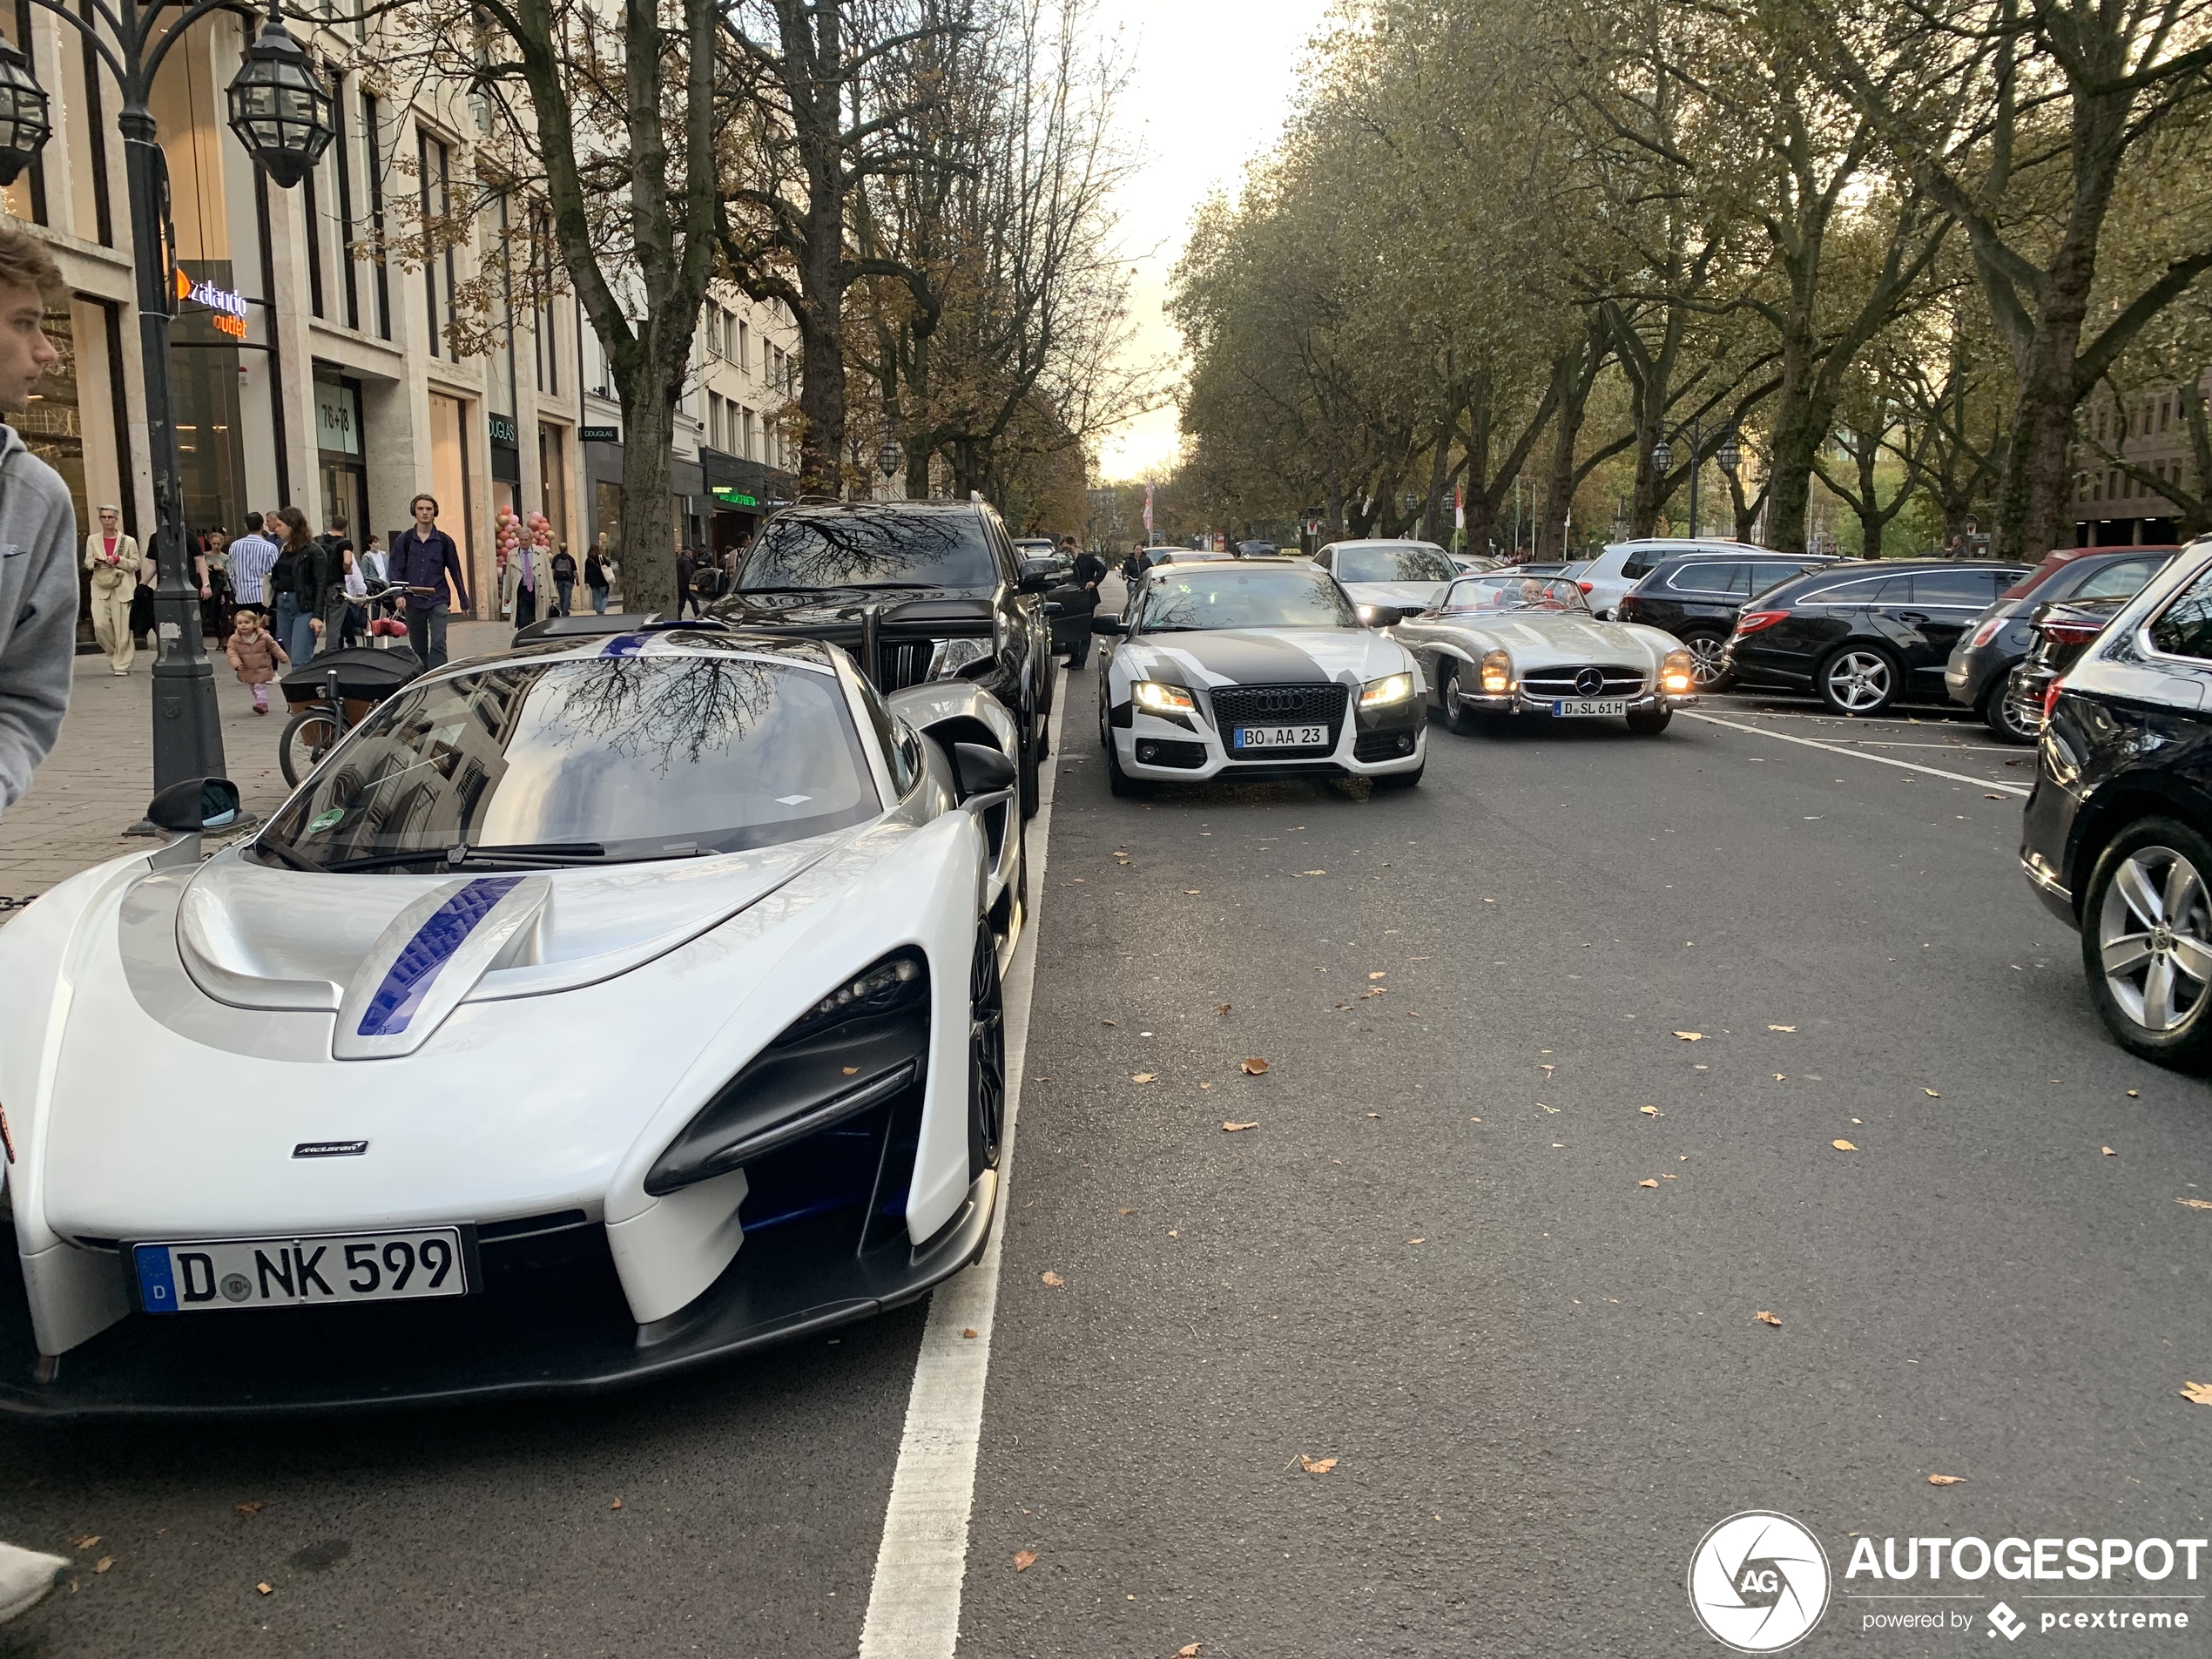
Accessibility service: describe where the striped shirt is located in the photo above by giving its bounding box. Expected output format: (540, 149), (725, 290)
(226, 533), (280, 604)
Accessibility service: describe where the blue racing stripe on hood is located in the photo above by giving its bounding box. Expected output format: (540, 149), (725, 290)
(599, 633), (650, 656)
(355, 876), (525, 1036)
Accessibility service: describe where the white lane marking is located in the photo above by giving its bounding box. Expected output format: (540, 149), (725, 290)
(1703, 704), (1979, 729)
(858, 691), (1065, 1659)
(1684, 710), (2032, 796)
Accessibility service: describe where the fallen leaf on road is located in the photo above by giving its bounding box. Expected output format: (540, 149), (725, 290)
(1540, 1062), (1554, 1075)
(1924, 1089), (1941, 1097)
(1222, 1121), (1258, 1132)
(1040, 1271), (1065, 1288)
(962, 1328), (980, 1339)
(1118, 1208), (1136, 1216)
(1101, 1019), (1116, 1026)
(1240, 1057), (1270, 1075)
(69, 1536), (99, 1550)
(1482, 897), (1494, 904)
(1184, 889), (1202, 895)
(1301, 869), (1325, 876)
(1640, 1105), (1662, 1117)
(1334, 1001), (1352, 1010)
(1769, 1024), (1796, 1031)
(256, 1582), (273, 1596)
(842, 1066), (860, 1076)
(1368, 971), (1386, 981)
(1176, 1646), (1203, 1658)
(1832, 1139), (1859, 1151)
(1298, 1456), (1338, 1474)
(233, 1505), (261, 1519)
(1359, 988), (1387, 999)
(1755, 1312), (1782, 1327)
(92, 1559), (112, 1574)
(1131, 1073), (1157, 1084)
(1408, 1238), (1425, 1244)
(2179, 1198), (2212, 1211)
(1366, 1111), (1382, 1118)
(1774, 1073), (1787, 1082)
(2182, 1382), (2212, 1405)
(2128, 1089), (2140, 1097)
(1986, 793), (2006, 800)
(1014, 1550), (1038, 1572)
(1674, 1031), (1703, 1042)
(1638, 1179), (1659, 1189)
(1660, 1173), (1676, 1179)
(1215, 1002), (1231, 1015)
(1199, 1082), (1212, 1090)
(610, 1499), (623, 1511)
(2104, 1147), (2117, 1157)
(1927, 1474), (1967, 1487)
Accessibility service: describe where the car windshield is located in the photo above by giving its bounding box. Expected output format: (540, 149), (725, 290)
(1440, 575), (1594, 616)
(1335, 545), (1456, 583)
(740, 510), (999, 590)
(265, 651), (880, 867)
(1137, 568), (1359, 631)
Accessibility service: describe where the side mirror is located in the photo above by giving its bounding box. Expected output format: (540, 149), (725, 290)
(1042, 601), (1065, 617)
(145, 776), (241, 833)
(1018, 557), (1058, 594)
(950, 741), (1017, 806)
(1090, 613), (1124, 635)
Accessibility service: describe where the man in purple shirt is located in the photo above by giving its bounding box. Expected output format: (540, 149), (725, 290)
(388, 493), (470, 668)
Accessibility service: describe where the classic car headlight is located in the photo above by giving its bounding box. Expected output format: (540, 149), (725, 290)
(1661, 649), (1695, 694)
(644, 953), (930, 1196)
(1132, 680), (1196, 714)
(1359, 672), (1413, 708)
(928, 637), (994, 680)
(1480, 649), (1512, 694)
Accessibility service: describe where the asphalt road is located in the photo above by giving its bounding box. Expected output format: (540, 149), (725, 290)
(5, 664), (2210, 1659)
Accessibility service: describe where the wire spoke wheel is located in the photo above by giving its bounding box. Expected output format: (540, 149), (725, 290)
(968, 924), (1006, 1174)
(279, 711), (341, 788)
(1822, 650), (1893, 714)
(2099, 844), (2212, 1035)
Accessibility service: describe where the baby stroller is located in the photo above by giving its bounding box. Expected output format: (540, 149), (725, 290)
(276, 643), (424, 786)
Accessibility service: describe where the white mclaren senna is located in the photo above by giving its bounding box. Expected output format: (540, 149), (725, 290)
(0, 627), (1026, 1416)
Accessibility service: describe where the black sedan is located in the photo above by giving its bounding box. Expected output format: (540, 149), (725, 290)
(1723, 558), (2030, 716)
(1614, 550), (1838, 690)
(2021, 540), (2212, 1066)
(1944, 547), (2175, 742)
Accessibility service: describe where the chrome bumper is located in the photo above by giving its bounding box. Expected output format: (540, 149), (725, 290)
(1457, 689), (1697, 716)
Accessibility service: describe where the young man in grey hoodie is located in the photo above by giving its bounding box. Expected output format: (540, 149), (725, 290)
(0, 225), (77, 821)
(0, 224), (80, 1624)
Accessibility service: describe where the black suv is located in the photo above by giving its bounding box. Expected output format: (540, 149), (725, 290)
(1615, 551), (1838, 689)
(712, 501), (1056, 816)
(1944, 547), (2175, 742)
(2021, 540), (2212, 1066)
(1723, 558), (2030, 716)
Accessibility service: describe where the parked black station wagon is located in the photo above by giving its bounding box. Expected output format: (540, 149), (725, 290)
(2022, 538), (2212, 1067)
(1723, 558), (2031, 716)
(1944, 547), (2175, 743)
(1614, 551), (1838, 689)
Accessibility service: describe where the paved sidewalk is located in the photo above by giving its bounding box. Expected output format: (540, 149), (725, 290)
(0, 621), (509, 918)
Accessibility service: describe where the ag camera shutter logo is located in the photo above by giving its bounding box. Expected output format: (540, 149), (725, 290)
(1688, 1511), (1832, 1652)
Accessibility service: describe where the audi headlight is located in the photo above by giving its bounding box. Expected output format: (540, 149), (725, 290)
(1359, 672), (1413, 708)
(1133, 680), (1196, 714)
(928, 637), (993, 680)
(1480, 648), (1511, 694)
(1661, 649), (1694, 694)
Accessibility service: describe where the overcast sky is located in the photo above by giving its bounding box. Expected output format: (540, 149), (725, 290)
(1091, 0), (1336, 482)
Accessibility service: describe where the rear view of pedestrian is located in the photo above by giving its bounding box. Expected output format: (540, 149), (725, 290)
(550, 544), (577, 617)
(225, 605), (289, 714)
(584, 546), (610, 612)
(675, 546), (698, 618)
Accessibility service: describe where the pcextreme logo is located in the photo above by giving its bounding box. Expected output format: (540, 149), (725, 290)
(1688, 1511), (1833, 1653)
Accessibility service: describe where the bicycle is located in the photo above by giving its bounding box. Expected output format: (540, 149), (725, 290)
(276, 585), (422, 787)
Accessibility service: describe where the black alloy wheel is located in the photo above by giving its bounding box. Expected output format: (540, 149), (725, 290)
(968, 922), (1007, 1175)
(1816, 644), (1903, 717)
(2080, 817), (2212, 1069)
(1679, 631), (1733, 692)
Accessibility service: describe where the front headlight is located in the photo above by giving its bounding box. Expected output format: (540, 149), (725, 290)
(1359, 672), (1413, 708)
(1133, 679), (1196, 714)
(1661, 649), (1694, 694)
(1480, 648), (1512, 694)
(928, 637), (994, 680)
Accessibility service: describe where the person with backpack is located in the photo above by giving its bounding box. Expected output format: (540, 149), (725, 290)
(550, 544), (577, 617)
(584, 546), (610, 613)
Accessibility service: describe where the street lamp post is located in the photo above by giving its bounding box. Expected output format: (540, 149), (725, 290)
(877, 436), (901, 497)
(7, 1), (332, 801)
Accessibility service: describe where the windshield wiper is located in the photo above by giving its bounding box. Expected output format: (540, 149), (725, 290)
(318, 841), (607, 873)
(735, 585), (840, 595)
(846, 581), (937, 590)
(255, 833), (327, 873)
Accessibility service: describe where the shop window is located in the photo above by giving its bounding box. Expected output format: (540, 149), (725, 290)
(419, 132), (455, 357)
(363, 92), (392, 339)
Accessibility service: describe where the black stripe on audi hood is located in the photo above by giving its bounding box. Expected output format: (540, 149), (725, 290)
(1136, 629), (1335, 685)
